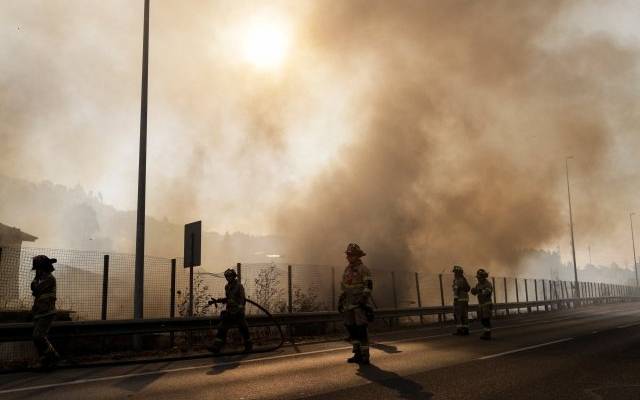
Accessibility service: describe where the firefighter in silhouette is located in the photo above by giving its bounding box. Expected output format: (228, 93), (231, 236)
(452, 265), (471, 336)
(471, 268), (494, 340)
(338, 243), (373, 364)
(31, 255), (60, 369)
(208, 268), (253, 353)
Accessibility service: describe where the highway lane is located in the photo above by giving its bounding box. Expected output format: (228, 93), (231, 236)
(1, 302), (639, 400)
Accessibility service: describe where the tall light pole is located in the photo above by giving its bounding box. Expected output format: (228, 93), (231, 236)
(630, 212), (638, 286)
(566, 156), (579, 298)
(134, 0), (150, 319)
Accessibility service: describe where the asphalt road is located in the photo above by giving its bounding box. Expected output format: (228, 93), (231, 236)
(1, 302), (639, 400)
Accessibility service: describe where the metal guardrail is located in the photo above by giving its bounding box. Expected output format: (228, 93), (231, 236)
(1, 296), (637, 343)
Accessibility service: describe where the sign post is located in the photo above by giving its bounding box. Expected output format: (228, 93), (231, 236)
(184, 221), (202, 317)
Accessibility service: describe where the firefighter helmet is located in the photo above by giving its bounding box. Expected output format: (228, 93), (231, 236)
(224, 268), (237, 279)
(345, 243), (366, 257)
(476, 268), (489, 279)
(32, 255), (57, 271)
(452, 265), (464, 274)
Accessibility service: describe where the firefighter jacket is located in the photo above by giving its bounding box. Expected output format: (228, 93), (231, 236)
(31, 272), (56, 319)
(223, 280), (247, 315)
(452, 276), (470, 302)
(340, 260), (373, 311)
(472, 280), (493, 304)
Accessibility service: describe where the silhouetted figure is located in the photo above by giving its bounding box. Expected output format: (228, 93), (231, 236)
(471, 268), (493, 340)
(31, 255), (60, 370)
(451, 265), (470, 336)
(338, 243), (373, 364)
(208, 268), (253, 353)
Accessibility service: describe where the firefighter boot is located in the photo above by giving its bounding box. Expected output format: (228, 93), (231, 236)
(244, 340), (253, 353)
(347, 344), (362, 363)
(480, 331), (492, 340)
(359, 346), (370, 365)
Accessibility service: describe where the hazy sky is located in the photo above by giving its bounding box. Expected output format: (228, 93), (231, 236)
(1, 1), (639, 270)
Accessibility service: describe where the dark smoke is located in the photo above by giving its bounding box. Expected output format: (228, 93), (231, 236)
(275, 1), (640, 273)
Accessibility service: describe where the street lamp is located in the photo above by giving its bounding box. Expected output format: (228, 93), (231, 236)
(630, 212), (638, 286)
(566, 156), (579, 298)
(134, 0), (150, 319)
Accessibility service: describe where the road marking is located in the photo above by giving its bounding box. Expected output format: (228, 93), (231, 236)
(478, 338), (573, 360)
(617, 321), (640, 329)
(3, 307), (638, 395)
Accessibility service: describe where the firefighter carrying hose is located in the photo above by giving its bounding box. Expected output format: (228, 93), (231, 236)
(208, 268), (253, 353)
(338, 243), (374, 364)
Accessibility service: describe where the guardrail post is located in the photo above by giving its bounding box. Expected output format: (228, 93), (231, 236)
(331, 266), (336, 311)
(415, 272), (424, 325)
(101, 255), (109, 320)
(438, 274), (445, 326)
(525, 279), (530, 313)
(503, 277), (509, 316)
(288, 265), (293, 313)
(534, 280), (539, 311)
(391, 271), (398, 310)
(492, 277), (497, 317)
(515, 278), (520, 314)
(170, 258), (176, 347)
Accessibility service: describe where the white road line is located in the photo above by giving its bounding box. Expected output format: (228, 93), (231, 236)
(478, 338), (573, 360)
(617, 322), (640, 329)
(0, 346), (355, 395)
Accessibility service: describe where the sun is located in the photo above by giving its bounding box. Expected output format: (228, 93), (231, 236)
(242, 16), (291, 70)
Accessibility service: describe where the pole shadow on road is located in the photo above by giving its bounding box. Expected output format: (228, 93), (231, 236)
(206, 354), (248, 376)
(370, 342), (402, 354)
(357, 364), (433, 400)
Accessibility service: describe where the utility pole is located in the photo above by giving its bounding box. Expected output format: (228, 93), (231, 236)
(631, 212), (638, 286)
(588, 245), (591, 266)
(566, 157), (579, 298)
(134, 0), (150, 319)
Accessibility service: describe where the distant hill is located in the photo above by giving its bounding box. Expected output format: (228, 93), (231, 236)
(0, 175), (286, 269)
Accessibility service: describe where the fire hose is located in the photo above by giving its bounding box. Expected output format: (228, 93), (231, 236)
(205, 298), (285, 355)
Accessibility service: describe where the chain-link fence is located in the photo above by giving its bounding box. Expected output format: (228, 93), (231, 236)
(2, 246), (640, 323)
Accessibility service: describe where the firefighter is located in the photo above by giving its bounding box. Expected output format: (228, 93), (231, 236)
(31, 255), (60, 370)
(208, 268), (253, 353)
(452, 265), (470, 336)
(471, 268), (493, 340)
(338, 243), (373, 364)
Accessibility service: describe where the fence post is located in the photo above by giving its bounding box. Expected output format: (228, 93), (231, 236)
(415, 272), (423, 325)
(170, 258), (176, 347)
(534, 280), (539, 311)
(542, 280), (548, 311)
(288, 265), (293, 313)
(492, 277), (497, 317)
(525, 279), (530, 313)
(101, 255), (109, 320)
(503, 277), (509, 316)
(188, 265), (194, 317)
(515, 278), (520, 314)
(391, 271), (398, 309)
(438, 274), (445, 326)
(331, 266), (336, 311)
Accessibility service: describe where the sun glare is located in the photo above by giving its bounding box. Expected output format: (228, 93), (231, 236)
(242, 17), (291, 70)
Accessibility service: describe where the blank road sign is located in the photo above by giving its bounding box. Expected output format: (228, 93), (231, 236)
(184, 221), (201, 268)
